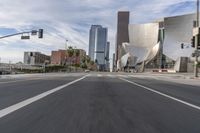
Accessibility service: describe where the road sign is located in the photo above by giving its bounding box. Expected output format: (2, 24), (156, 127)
(21, 36), (30, 39)
(192, 50), (200, 57)
(193, 27), (199, 36)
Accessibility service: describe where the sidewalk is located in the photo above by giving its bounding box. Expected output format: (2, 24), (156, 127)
(147, 72), (200, 79)
(0, 72), (86, 80)
(130, 72), (200, 86)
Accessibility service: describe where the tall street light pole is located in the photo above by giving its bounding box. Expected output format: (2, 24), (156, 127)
(194, 0), (199, 77)
(197, 0), (199, 26)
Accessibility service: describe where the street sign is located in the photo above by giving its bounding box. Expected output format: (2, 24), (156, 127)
(192, 50), (200, 57)
(193, 27), (199, 36)
(21, 36), (30, 39)
(31, 30), (37, 35)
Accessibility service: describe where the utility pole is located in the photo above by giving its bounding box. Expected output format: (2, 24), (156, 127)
(65, 39), (68, 69)
(194, 0), (199, 77)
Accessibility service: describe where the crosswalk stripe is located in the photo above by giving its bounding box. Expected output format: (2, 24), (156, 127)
(97, 74), (103, 77)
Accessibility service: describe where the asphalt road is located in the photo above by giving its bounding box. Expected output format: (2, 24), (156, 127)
(0, 73), (200, 133)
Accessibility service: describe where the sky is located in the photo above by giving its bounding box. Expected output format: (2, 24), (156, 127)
(0, 0), (196, 63)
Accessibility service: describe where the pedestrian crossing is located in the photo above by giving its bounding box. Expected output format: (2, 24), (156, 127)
(84, 73), (158, 80)
(86, 74), (134, 78)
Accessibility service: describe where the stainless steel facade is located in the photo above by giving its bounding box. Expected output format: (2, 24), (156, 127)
(163, 14), (196, 61)
(115, 13), (200, 71)
(118, 23), (160, 69)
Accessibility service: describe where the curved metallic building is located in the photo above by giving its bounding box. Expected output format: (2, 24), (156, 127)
(118, 23), (160, 69)
(117, 13), (198, 71)
(163, 14), (195, 61)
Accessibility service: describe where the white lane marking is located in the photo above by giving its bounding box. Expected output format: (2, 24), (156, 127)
(97, 74), (103, 77)
(118, 75), (128, 78)
(128, 75), (159, 80)
(120, 78), (200, 111)
(107, 74), (115, 78)
(85, 74), (91, 77)
(0, 75), (87, 119)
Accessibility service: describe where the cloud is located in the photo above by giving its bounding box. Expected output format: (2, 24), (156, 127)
(0, 0), (196, 63)
(163, 1), (195, 15)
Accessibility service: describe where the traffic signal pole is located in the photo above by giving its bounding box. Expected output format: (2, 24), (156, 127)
(0, 32), (30, 39)
(0, 29), (43, 40)
(194, 0), (199, 77)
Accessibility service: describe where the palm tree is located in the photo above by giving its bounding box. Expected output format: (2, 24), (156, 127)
(67, 46), (74, 72)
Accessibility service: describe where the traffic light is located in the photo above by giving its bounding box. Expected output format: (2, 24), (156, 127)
(192, 53), (196, 57)
(31, 30), (37, 35)
(198, 33), (200, 49)
(191, 36), (195, 48)
(181, 43), (184, 49)
(38, 29), (43, 38)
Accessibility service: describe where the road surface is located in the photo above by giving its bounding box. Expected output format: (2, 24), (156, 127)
(0, 73), (200, 133)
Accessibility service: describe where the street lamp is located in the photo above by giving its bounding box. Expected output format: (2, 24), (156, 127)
(194, 0), (199, 77)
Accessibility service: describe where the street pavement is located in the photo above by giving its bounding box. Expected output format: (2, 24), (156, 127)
(0, 72), (200, 133)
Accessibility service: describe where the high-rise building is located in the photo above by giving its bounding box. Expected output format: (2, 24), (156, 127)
(116, 11), (130, 64)
(105, 42), (110, 70)
(88, 25), (102, 61)
(112, 53), (116, 72)
(88, 25), (108, 71)
(94, 27), (108, 70)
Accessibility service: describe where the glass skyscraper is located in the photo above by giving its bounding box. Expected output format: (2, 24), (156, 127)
(88, 25), (108, 71)
(88, 25), (102, 61)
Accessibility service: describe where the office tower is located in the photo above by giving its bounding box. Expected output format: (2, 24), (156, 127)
(88, 25), (108, 71)
(94, 27), (108, 70)
(115, 11), (130, 64)
(88, 25), (102, 61)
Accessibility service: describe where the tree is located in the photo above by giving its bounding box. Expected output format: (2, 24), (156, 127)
(90, 61), (95, 65)
(86, 56), (91, 64)
(67, 46), (74, 57)
(67, 46), (74, 72)
(74, 49), (80, 71)
(81, 56), (86, 64)
(74, 49), (80, 64)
